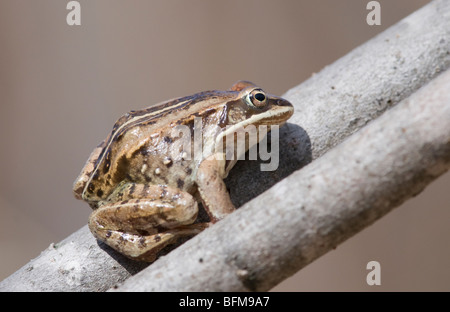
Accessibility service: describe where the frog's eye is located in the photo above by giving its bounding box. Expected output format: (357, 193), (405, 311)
(245, 89), (268, 109)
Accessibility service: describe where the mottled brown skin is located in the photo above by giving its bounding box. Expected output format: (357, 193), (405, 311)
(73, 81), (294, 261)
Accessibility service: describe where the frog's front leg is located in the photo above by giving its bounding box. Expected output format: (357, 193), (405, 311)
(89, 183), (208, 262)
(196, 154), (236, 223)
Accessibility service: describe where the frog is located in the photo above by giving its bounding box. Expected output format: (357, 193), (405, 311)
(73, 81), (294, 262)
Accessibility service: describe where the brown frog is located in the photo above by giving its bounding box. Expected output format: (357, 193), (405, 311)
(73, 81), (294, 261)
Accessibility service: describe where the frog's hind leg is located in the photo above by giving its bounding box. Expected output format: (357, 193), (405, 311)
(92, 221), (208, 262)
(88, 184), (208, 262)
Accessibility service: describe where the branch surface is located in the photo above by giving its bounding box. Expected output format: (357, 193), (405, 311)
(116, 67), (450, 291)
(0, 0), (449, 292)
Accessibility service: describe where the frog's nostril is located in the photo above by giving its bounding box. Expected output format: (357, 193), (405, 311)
(277, 99), (292, 107)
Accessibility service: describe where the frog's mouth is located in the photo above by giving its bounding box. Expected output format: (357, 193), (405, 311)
(213, 100), (293, 164)
(218, 100), (293, 138)
(242, 98), (294, 129)
(254, 99), (294, 126)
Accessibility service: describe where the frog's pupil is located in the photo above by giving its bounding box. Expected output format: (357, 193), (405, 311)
(255, 93), (265, 102)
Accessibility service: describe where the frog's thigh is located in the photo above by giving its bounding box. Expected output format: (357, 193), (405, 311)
(93, 184), (199, 232)
(89, 186), (201, 261)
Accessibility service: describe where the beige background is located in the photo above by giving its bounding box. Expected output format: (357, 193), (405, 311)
(1, 0), (449, 291)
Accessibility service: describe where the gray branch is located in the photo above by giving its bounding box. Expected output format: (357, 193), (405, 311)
(1, 0), (449, 292)
(115, 67), (450, 291)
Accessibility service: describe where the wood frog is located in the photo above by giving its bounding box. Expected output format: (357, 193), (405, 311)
(73, 81), (294, 261)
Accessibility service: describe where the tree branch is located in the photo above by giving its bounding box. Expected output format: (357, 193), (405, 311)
(113, 66), (450, 291)
(1, 0), (449, 292)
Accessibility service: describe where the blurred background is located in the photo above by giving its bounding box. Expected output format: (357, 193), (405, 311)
(1, 0), (449, 291)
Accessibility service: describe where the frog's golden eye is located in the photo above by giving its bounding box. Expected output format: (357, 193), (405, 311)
(245, 89), (267, 109)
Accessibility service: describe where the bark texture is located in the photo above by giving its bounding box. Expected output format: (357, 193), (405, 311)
(114, 67), (450, 291)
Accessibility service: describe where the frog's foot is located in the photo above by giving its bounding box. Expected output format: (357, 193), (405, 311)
(88, 186), (207, 262)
